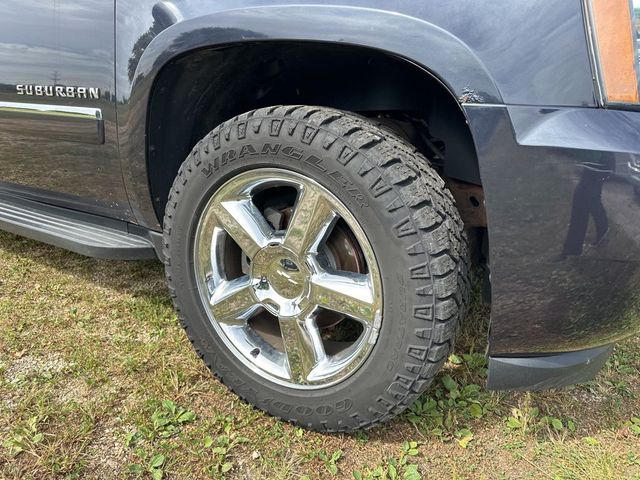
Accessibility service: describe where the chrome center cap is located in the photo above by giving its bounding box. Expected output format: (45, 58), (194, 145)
(251, 244), (311, 316)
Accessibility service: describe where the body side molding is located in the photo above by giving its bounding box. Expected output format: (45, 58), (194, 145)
(0, 102), (104, 145)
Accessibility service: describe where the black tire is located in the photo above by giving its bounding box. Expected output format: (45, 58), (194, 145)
(163, 105), (469, 432)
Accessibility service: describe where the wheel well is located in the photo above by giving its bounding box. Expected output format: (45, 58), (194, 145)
(148, 41), (488, 295)
(148, 41), (491, 336)
(148, 40), (490, 305)
(147, 41), (483, 220)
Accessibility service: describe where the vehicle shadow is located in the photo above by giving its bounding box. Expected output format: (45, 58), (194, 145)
(0, 230), (167, 297)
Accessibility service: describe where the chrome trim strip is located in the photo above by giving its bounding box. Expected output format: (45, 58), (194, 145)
(0, 101), (102, 119)
(0, 101), (104, 145)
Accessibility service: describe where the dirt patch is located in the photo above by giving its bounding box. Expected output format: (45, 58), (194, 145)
(55, 377), (92, 404)
(83, 424), (130, 479)
(4, 354), (71, 384)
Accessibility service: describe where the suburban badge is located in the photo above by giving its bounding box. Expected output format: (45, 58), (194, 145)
(16, 84), (100, 99)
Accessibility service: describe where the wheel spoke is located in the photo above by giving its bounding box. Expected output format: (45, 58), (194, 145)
(210, 276), (258, 326)
(283, 186), (336, 256)
(215, 198), (273, 258)
(310, 271), (377, 325)
(279, 312), (327, 383)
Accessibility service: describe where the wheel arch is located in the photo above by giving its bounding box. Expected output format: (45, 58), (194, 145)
(120, 5), (500, 230)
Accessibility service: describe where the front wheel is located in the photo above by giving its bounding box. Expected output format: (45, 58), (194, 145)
(163, 105), (469, 431)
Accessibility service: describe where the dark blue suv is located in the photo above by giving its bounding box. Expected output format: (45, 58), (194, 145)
(0, 0), (639, 431)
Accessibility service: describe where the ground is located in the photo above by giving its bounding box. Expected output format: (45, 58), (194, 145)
(0, 230), (638, 479)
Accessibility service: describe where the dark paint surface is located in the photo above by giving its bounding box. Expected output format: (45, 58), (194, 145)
(0, 0), (132, 220)
(466, 105), (640, 354)
(117, 0), (595, 229)
(0, 0), (638, 356)
(117, 0), (595, 105)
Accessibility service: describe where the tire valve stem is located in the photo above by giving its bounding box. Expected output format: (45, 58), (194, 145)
(250, 348), (260, 357)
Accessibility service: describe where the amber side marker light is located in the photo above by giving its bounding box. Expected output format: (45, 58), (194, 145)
(589, 0), (640, 104)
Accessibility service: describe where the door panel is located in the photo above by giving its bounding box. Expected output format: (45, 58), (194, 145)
(0, 0), (133, 221)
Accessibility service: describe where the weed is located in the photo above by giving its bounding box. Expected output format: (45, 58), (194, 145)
(406, 354), (493, 440)
(204, 432), (249, 476)
(352, 442), (422, 480)
(3, 416), (45, 457)
(624, 416), (640, 436)
(127, 400), (196, 444)
(128, 453), (166, 480)
(318, 449), (343, 475)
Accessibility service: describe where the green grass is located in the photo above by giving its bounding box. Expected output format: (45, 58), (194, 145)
(0, 230), (639, 479)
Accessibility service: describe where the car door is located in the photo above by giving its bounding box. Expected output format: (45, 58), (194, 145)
(0, 0), (133, 221)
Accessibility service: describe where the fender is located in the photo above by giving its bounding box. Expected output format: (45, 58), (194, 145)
(117, 5), (502, 229)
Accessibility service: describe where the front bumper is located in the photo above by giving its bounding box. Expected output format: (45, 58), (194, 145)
(463, 104), (640, 389)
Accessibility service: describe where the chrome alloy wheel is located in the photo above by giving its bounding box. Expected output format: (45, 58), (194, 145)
(194, 168), (383, 389)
